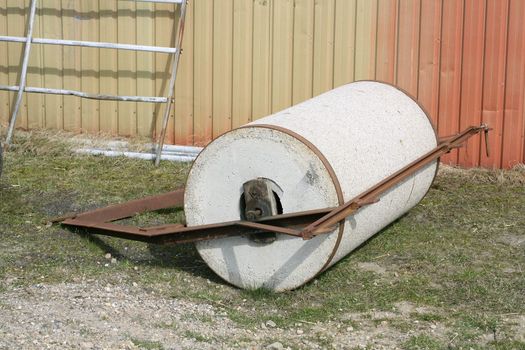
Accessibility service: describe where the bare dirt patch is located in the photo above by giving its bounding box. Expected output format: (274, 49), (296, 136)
(496, 234), (525, 248)
(356, 262), (387, 275)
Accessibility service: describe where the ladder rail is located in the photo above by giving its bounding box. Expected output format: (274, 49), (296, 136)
(155, 0), (187, 166)
(0, 85), (168, 103)
(5, 0), (38, 145)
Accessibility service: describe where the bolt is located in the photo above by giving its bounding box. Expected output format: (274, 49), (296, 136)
(245, 209), (262, 221)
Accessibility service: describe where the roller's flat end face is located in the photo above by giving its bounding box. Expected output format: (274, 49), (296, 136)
(185, 127), (341, 291)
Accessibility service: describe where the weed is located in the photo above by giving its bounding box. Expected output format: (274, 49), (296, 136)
(183, 330), (209, 342)
(410, 312), (445, 323)
(130, 338), (165, 350)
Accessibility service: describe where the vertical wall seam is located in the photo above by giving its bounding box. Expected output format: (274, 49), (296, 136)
(311, 0), (316, 97)
(521, 0), (525, 164)
(5, 1), (10, 117)
(415, 0), (422, 99)
(270, 0), (274, 112)
(290, 0), (295, 106)
(435, 0), (444, 134)
(331, 0), (336, 88)
(152, 2), (156, 136)
(332, 0), (335, 86)
(93, 0), (97, 132)
(229, 0), (235, 130)
(373, 2), (374, 79)
(456, 0), (466, 164)
(394, 0), (400, 85)
(478, 0), (488, 166)
(428, 0), (441, 127)
(499, 0), (511, 167)
(393, 0), (399, 84)
(190, 0), (195, 144)
(520, 59), (525, 160)
(113, 2), (118, 135)
(513, 0), (523, 165)
(37, 2), (43, 128)
(60, 1), (64, 129)
(134, 0), (138, 135)
(249, 0), (255, 122)
(352, 0), (357, 82)
(40, 2), (45, 129)
(79, 1), (84, 132)
(210, 1), (214, 141)
(476, 0), (487, 167)
(372, 0), (379, 81)
(250, 0), (254, 122)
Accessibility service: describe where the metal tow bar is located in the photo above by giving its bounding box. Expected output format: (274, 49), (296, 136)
(56, 124), (491, 244)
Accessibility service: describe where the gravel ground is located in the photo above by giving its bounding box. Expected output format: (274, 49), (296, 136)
(0, 281), (248, 350)
(0, 280), (444, 350)
(3, 279), (522, 349)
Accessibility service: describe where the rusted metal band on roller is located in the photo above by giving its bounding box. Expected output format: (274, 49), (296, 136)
(242, 124), (346, 278)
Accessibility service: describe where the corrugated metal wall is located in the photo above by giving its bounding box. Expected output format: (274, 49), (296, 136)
(1, 0), (524, 168)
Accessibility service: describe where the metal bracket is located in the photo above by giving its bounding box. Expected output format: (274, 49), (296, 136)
(243, 178), (279, 243)
(243, 178), (278, 220)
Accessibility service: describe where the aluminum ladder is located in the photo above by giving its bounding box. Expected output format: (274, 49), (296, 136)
(0, 0), (187, 165)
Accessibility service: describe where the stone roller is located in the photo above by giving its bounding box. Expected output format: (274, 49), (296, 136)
(184, 81), (438, 291)
(59, 81), (490, 292)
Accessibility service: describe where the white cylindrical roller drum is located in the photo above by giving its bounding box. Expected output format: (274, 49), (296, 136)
(184, 81), (438, 291)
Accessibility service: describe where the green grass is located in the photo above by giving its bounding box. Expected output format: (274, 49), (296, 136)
(131, 338), (165, 350)
(1, 131), (524, 348)
(183, 330), (210, 343)
(403, 335), (443, 350)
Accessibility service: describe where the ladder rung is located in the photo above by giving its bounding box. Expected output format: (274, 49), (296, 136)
(0, 36), (177, 54)
(0, 85), (169, 103)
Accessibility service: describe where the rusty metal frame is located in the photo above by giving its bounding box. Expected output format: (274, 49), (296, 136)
(59, 189), (334, 244)
(58, 124), (490, 245)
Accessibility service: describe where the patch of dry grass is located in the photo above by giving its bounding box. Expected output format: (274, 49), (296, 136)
(439, 164), (525, 186)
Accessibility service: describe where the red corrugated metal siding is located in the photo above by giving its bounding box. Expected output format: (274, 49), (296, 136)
(418, 0), (442, 130)
(480, 0), (508, 168)
(436, 0), (462, 165)
(502, 0), (525, 168)
(393, 0), (525, 168)
(459, 0), (485, 168)
(376, 0), (397, 84)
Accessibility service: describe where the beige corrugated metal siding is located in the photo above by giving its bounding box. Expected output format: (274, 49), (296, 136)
(1, 0), (524, 168)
